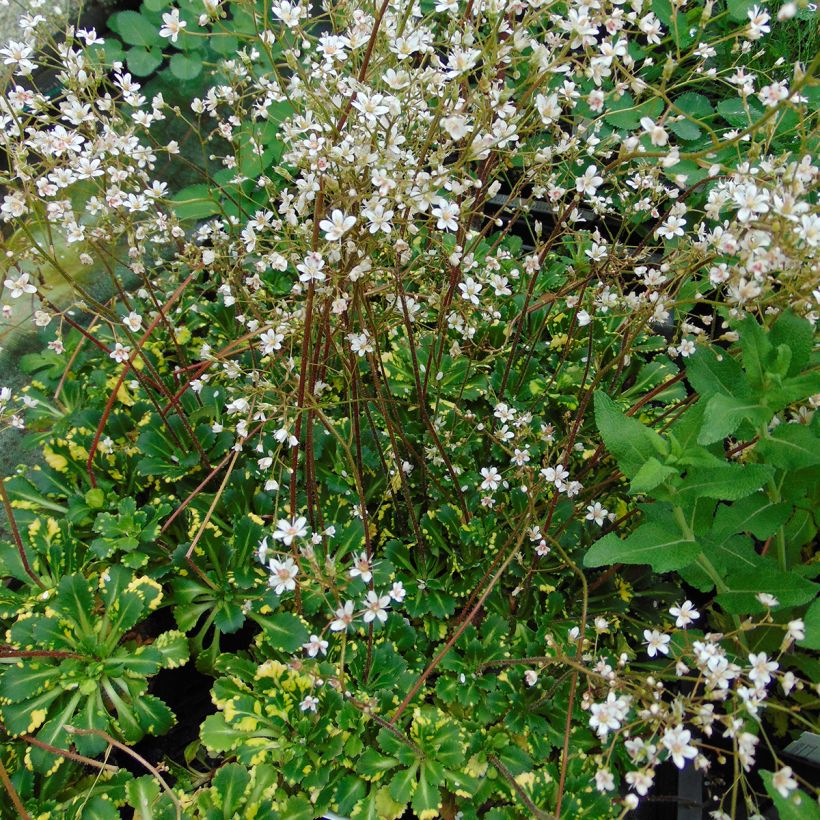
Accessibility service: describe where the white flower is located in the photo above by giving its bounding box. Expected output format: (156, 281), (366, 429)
(747, 652), (778, 687)
(431, 200), (460, 231)
(303, 634), (328, 657)
(4, 272), (37, 298)
(348, 330), (373, 357)
(575, 165), (603, 196)
(319, 209), (356, 241)
(524, 670), (539, 687)
(458, 277), (482, 305)
(662, 725), (698, 769)
(643, 629), (671, 657)
(625, 769), (654, 796)
(300, 695), (319, 712)
(756, 592), (779, 608)
(330, 600), (355, 631)
(349, 551), (372, 583)
(656, 215), (686, 240)
(272, 516), (308, 546)
(595, 769), (615, 792)
(640, 117), (669, 147)
(585, 502), (609, 526)
(122, 311), (143, 332)
(109, 343), (131, 364)
(786, 619), (805, 642)
(297, 252), (325, 283)
(362, 202), (394, 234)
(159, 8), (187, 43)
(259, 328), (285, 355)
(362, 590), (390, 623)
(771, 766), (798, 798)
(669, 600), (700, 628)
(268, 557), (298, 594)
(480, 466), (501, 491)
(389, 581), (406, 602)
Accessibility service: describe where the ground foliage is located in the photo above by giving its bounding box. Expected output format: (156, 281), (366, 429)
(0, 0), (818, 816)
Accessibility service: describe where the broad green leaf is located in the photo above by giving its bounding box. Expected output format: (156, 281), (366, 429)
(201, 713), (245, 752)
(675, 91), (714, 119)
(127, 776), (161, 820)
(126, 46), (163, 77)
(256, 612), (309, 653)
(170, 53), (203, 80)
(698, 393), (770, 445)
(712, 493), (792, 540)
(701, 532), (761, 575)
(411, 767), (442, 817)
(757, 424), (820, 471)
(798, 597), (820, 651)
(676, 463), (772, 501)
(727, 0), (755, 21)
(716, 568), (818, 613)
(335, 775), (368, 815)
(760, 770), (818, 819)
(213, 763), (250, 816)
(389, 764), (419, 803)
(108, 11), (163, 47)
(604, 92), (663, 130)
(770, 311), (814, 376)
(629, 457), (678, 494)
(686, 347), (749, 399)
(584, 524), (701, 572)
(170, 184), (221, 221)
(717, 97), (764, 127)
(594, 392), (667, 479)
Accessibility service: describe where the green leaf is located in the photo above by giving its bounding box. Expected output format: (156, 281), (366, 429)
(698, 393), (770, 444)
(717, 97), (764, 127)
(126, 46), (163, 76)
(170, 53), (203, 80)
(727, 0), (755, 21)
(677, 464), (772, 501)
(411, 767), (441, 817)
(712, 493), (792, 540)
(686, 347), (750, 399)
(798, 597), (820, 651)
(770, 311), (814, 376)
(213, 763), (250, 816)
(389, 764), (419, 803)
(716, 568), (818, 614)
(257, 612), (309, 653)
(127, 776), (160, 820)
(335, 775), (368, 815)
(108, 11), (163, 47)
(170, 184), (221, 220)
(675, 92), (714, 119)
(668, 118), (701, 141)
(584, 524), (701, 572)
(201, 713), (245, 752)
(604, 92), (663, 130)
(760, 770), (819, 819)
(594, 392), (667, 479)
(629, 457), (678, 493)
(757, 424), (820, 471)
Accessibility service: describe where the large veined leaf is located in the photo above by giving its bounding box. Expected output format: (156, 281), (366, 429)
(676, 464), (772, 501)
(594, 392), (667, 479)
(716, 568), (818, 614)
(584, 523), (701, 573)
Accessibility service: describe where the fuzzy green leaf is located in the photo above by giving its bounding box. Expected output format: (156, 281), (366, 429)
(584, 524), (701, 572)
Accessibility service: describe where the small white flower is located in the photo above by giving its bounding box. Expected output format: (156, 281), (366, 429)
(319, 209), (356, 241)
(771, 766), (798, 798)
(268, 557), (299, 594)
(585, 502), (609, 526)
(662, 725), (698, 769)
(644, 629), (671, 658)
(159, 8), (187, 42)
(756, 592), (780, 608)
(4, 272), (37, 298)
(303, 634), (328, 657)
(669, 600), (700, 628)
(349, 551), (372, 583)
(595, 769), (615, 792)
(122, 311), (143, 332)
(362, 590), (390, 624)
(524, 670), (539, 687)
(300, 695), (319, 712)
(109, 343), (131, 364)
(330, 600), (355, 632)
(272, 516), (308, 546)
